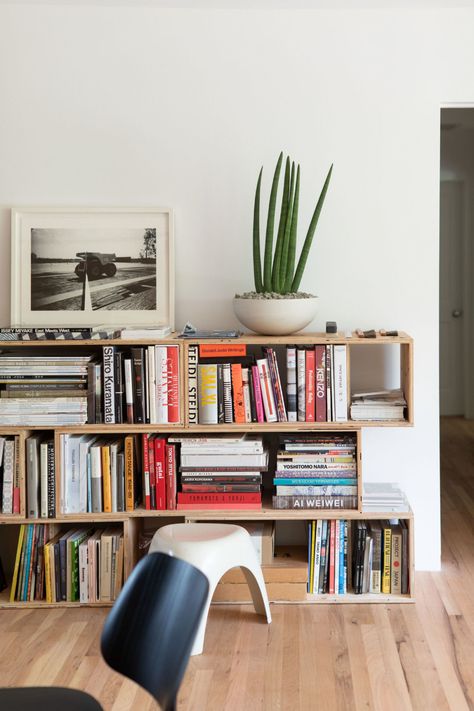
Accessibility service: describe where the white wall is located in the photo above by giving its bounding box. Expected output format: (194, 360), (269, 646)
(1, 5), (473, 569)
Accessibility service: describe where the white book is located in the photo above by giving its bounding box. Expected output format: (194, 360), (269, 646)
(1, 439), (15, 514)
(109, 441), (122, 514)
(180, 451), (268, 468)
(147, 346), (156, 424)
(26, 435), (41, 518)
(0, 437), (4, 467)
(241, 368), (252, 423)
(79, 436), (98, 514)
(256, 358), (277, 423)
(124, 359), (134, 423)
(64, 435), (83, 514)
(297, 348), (306, 422)
(40, 441), (49, 518)
(333, 345), (348, 422)
(222, 363), (233, 423)
(155, 346), (169, 424)
(103, 345), (115, 424)
(313, 519), (322, 594)
(90, 443), (103, 513)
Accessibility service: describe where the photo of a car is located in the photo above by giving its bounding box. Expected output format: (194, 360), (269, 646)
(74, 252), (117, 280)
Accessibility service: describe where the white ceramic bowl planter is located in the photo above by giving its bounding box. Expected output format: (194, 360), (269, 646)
(233, 295), (318, 336)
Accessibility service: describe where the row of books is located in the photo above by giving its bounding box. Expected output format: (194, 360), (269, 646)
(307, 518), (409, 595)
(0, 353), (90, 425)
(273, 435), (358, 510)
(0, 326), (171, 341)
(92, 344), (180, 425)
(60, 434), (177, 514)
(0, 436), (20, 514)
(187, 344), (348, 425)
(172, 435), (267, 510)
(9, 523), (124, 603)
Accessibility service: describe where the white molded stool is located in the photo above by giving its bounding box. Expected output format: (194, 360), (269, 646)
(149, 522), (272, 655)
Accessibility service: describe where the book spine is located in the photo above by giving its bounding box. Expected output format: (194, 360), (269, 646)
(266, 348), (287, 422)
(27, 437), (39, 518)
(314, 520), (322, 594)
(329, 520), (336, 594)
(177, 492), (261, 504)
(154, 438), (166, 510)
(116, 452), (125, 513)
(142, 433), (151, 510)
(187, 345), (198, 425)
(318, 520), (328, 594)
(147, 346), (156, 424)
(114, 351), (124, 424)
(167, 345), (180, 423)
(223, 363), (233, 423)
(217, 364), (225, 423)
(247, 368), (257, 422)
(125, 435), (135, 512)
(315, 345), (326, 422)
(334, 345), (348, 422)
(155, 346), (168, 424)
(338, 520), (345, 594)
(256, 358), (277, 423)
(286, 346), (297, 422)
(87, 362), (96, 424)
(251, 364), (264, 423)
(241, 368), (252, 423)
(148, 436), (156, 509)
(305, 349), (315, 423)
(275, 485), (357, 496)
(102, 345), (116, 424)
(231, 364), (245, 424)
(198, 364), (218, 424)
(47, 442), (55, 518)
(272, 495), (358, 509)
(101, 445), (112, 513)
(274, 478), (356, 486)
(391, 530), (402, 594)
(370, 528), (382, 593)
(166, 444), (177, 510)
(90, 447), (103, 513)
(94, 364), (102, 424)
(326, 345), (332, 421)
(40, 442), (48, 518)
(297, 347), (306, 422)
(2, 440), (14, 514)
(382, 526), (392, 594)
(131, 348), (145, 424)
(401, 520), (409, 594)
(13, 436), (20, 514)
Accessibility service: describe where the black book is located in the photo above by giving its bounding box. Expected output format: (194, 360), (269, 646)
(114, 351), (124, 424)
(217, 364), (225, 423)
(131, 348), (145, 424)
(47, 441), (55, 518)
(248, 368), (257, 422)
(400, 519), (409, 594)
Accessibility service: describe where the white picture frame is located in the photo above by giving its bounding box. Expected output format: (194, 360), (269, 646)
(11, 207), (174, 329)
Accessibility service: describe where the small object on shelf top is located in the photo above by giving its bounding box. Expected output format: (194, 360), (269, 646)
(379, 329), (399, 337)
(325, 321), (337, 334)
(355, 329), (377, 339)
(179, 321), (241, 339)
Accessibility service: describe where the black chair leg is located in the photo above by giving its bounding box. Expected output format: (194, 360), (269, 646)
(164, 697), (177, 711)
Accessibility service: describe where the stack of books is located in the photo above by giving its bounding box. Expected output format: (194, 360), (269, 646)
(350, 389), (406, 421)
(9, 523), (124, 603)
(0, 353), (91, 425)
(362, 482), (410, 512)
(0, 435), (20, 514)
(307, 517), (410, 595)
(0, 327), (120, 341)
(272, 435), (358, 510)
(188, 343), (348, 425)
(174, 435), (268, 509)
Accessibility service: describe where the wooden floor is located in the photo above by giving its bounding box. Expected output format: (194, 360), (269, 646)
(1, 416), (473, 710)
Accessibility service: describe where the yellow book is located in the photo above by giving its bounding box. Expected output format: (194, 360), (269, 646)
(125, 435), (135, 512)
(9, 524), (25, 602)
(382, 525), (392, 594)
(44, 542), (52, 603)
(101, 445), (112, 513)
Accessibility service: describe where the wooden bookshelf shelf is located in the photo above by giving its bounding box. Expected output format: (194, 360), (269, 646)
(0, 332), (415, 606)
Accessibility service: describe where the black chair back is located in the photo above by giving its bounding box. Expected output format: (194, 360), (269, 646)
(101, 552), (209, 711)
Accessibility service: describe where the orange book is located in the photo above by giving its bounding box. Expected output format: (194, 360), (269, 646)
(231, 364), (245, 423)
(101, 445), (112, 513)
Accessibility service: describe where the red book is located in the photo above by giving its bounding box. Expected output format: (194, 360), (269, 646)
(167, 345), (180, 423)
(315, 346), (327, 422)
(142, 434), (151, 510)
(177, 492), (261, 504)
(154, 437), (166, 510)
(305, 349), (315, 422)
(329, 520), (336, 594)
(165, 444), (177, 510)
(251, 364), (264, 423)
(231, 364), (246, 423)
(148, 435), (156, 510)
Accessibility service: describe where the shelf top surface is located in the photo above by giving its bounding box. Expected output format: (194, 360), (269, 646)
(0, 331), (413, 347)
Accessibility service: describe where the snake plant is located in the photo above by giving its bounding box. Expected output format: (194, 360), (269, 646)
(253, 153), (333, 294)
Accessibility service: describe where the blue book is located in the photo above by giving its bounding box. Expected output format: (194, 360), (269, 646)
(338, 521), (345, 594)
(273, 478), (356, 486)
(21, 525), (35, 602)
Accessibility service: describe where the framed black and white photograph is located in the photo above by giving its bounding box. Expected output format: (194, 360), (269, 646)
(11, 207), (174, 328)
